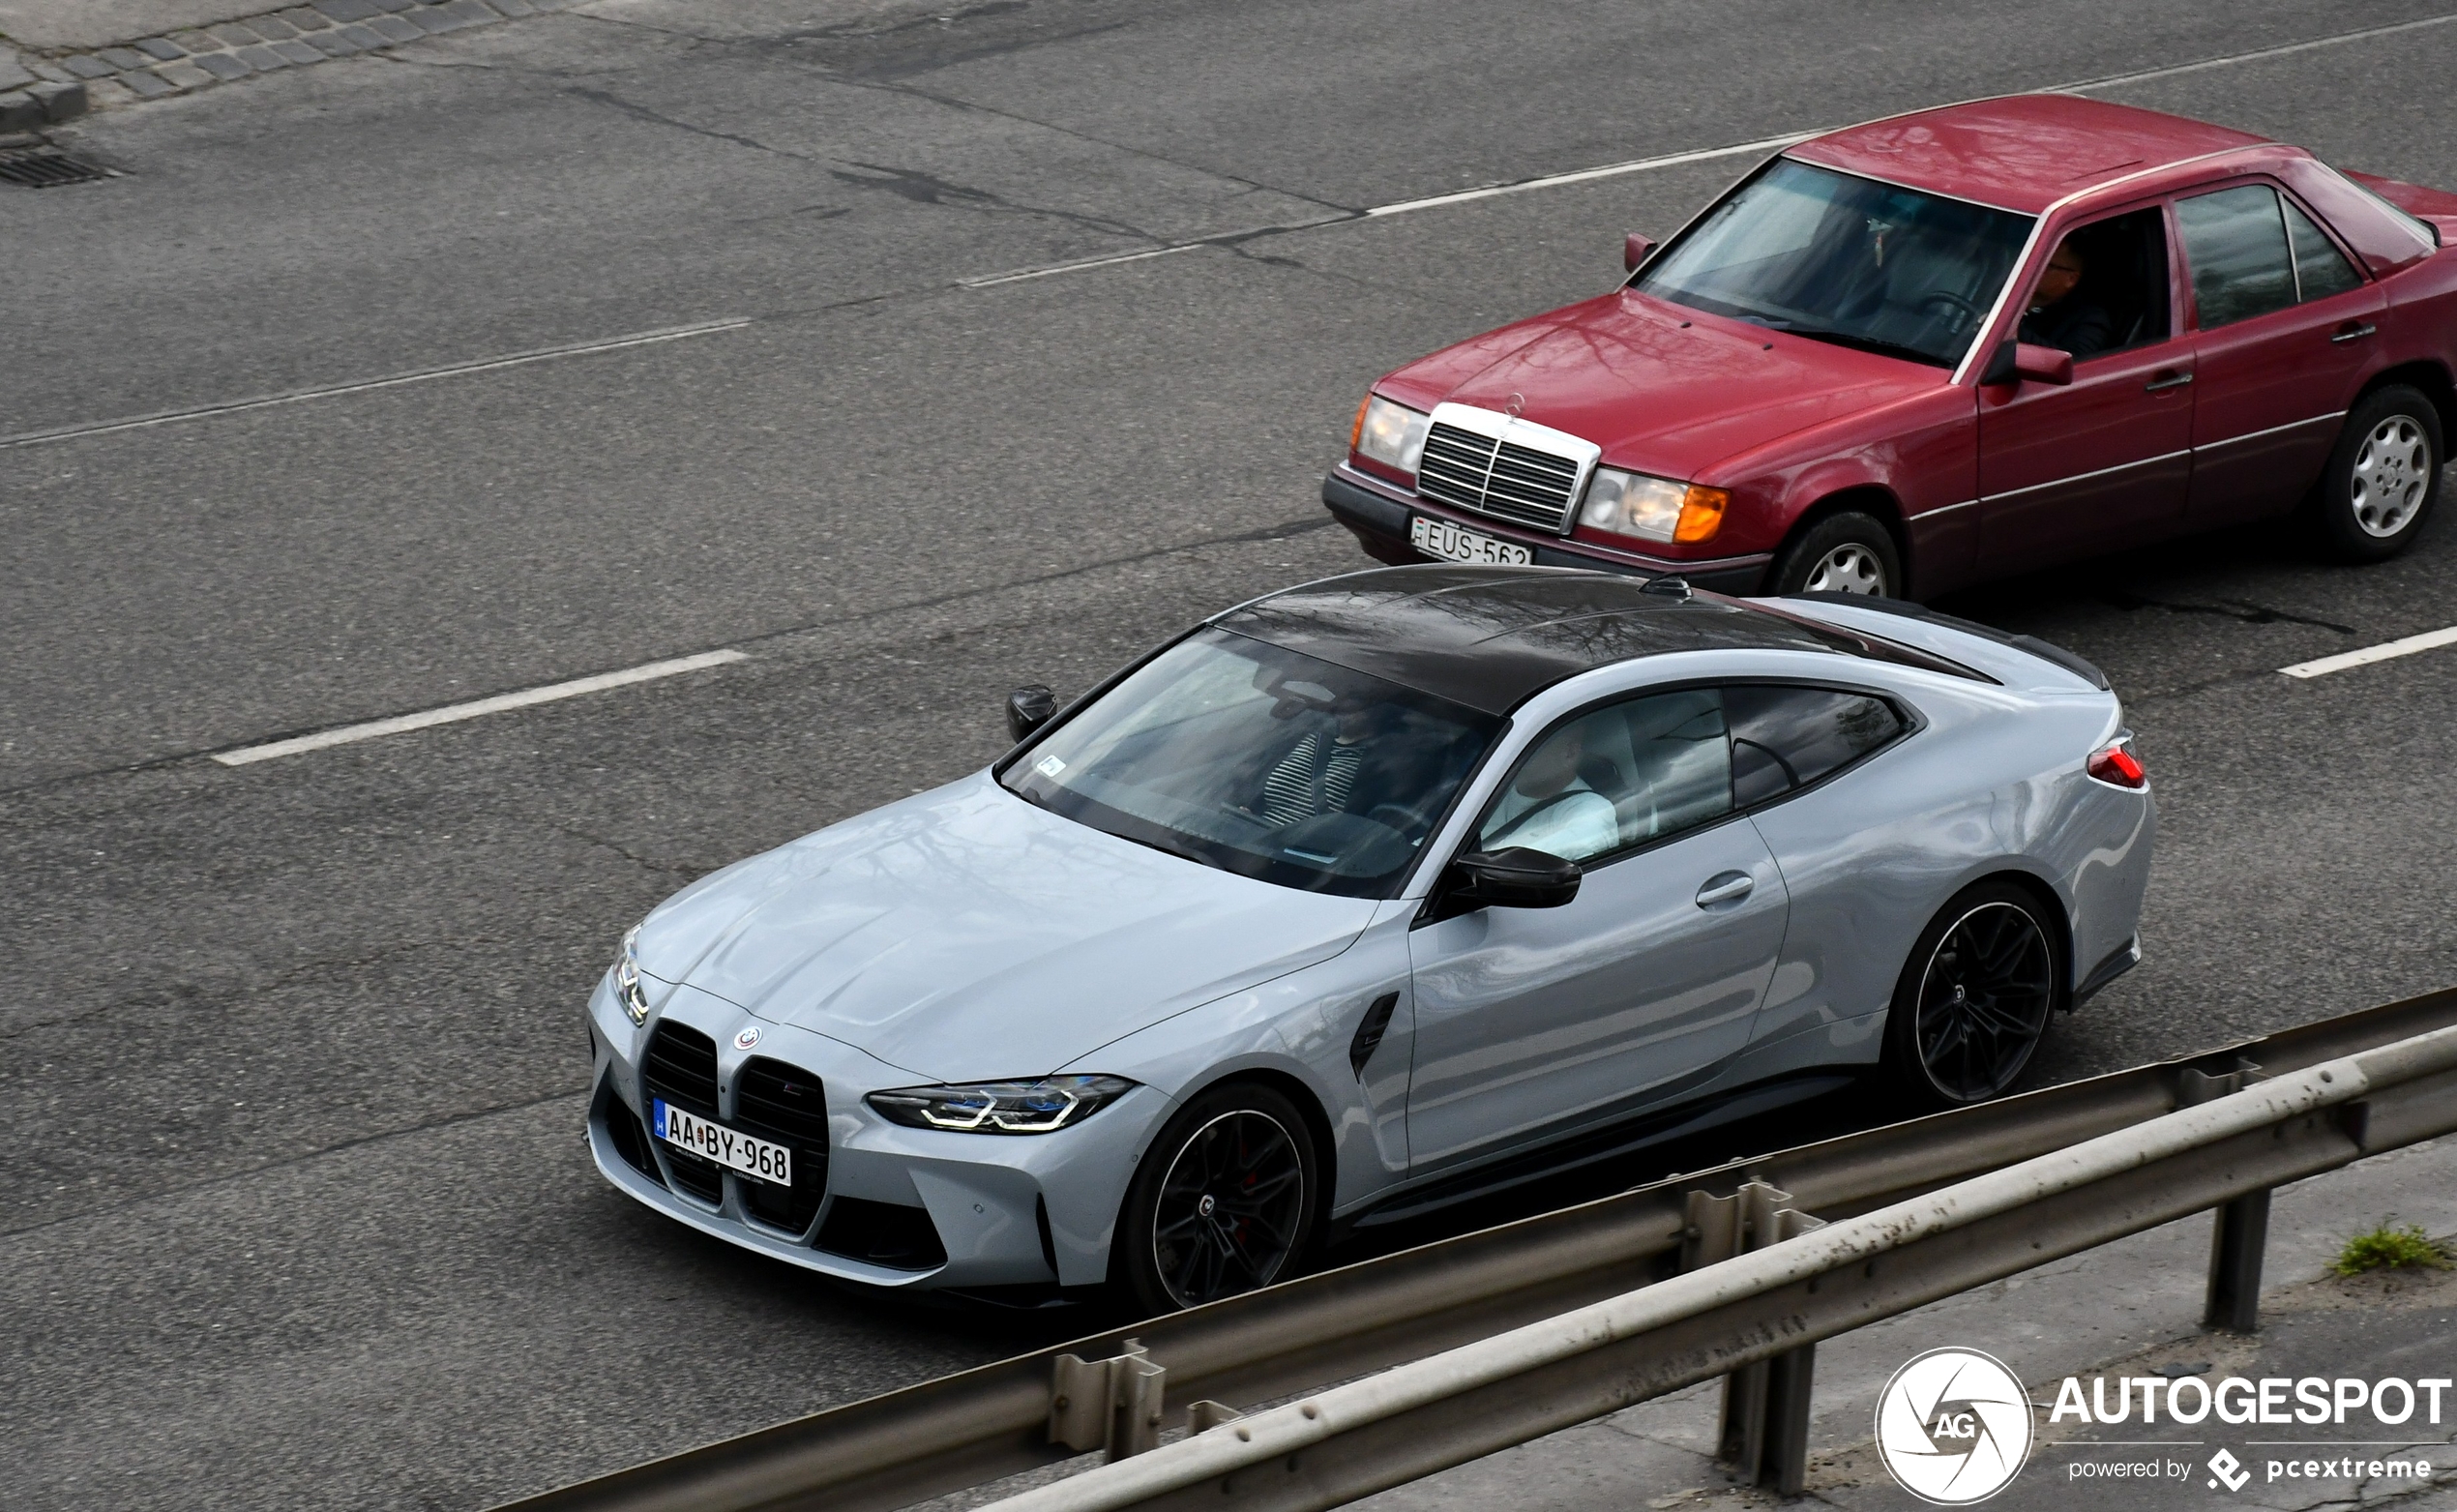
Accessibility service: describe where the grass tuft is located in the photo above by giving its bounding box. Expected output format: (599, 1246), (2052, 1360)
(2333, 1223), (2453, 1276)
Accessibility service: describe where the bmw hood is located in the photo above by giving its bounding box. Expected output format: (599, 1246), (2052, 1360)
(1382, 291), (1942, 480)
(633, 774), (1379, 1082)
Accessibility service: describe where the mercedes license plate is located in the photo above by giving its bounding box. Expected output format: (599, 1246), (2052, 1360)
(653, 1098), (792, 1186)
(1411, 514), (1532, 566)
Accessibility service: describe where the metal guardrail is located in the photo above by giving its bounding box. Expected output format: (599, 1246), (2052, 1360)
(988, 1013), (2457, 1512)
(498, 989), (2457, 1512)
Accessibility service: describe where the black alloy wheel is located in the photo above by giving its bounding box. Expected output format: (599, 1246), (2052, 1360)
(1885, 882), (2060, 1107)
(1115, 1082), (1317, 1315)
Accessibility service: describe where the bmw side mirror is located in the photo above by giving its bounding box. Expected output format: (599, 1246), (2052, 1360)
(1446, 847), (1582, 911)
(1006, 685), (1057, 744)
(1980, 340), (2074, 388)
(1623, 232), (1655, 274)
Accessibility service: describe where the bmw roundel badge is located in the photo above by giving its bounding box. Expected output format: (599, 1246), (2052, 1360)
(733, 1025), (761, 1051)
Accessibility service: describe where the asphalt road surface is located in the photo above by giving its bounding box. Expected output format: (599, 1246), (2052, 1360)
(6, 2), (2456, 1508)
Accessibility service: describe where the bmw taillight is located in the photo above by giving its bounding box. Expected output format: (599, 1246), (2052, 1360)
(2087, 740), (2146, 789)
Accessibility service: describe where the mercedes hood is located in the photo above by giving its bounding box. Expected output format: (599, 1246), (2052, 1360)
(1378, 291), (1944, 481)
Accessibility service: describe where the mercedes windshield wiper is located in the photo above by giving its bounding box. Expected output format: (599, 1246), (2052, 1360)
(1782, 326), (1950, 367)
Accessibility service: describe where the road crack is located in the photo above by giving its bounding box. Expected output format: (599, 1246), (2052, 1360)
(2099, 590), (2357, 635)
(546, 819), (710, 881)
(565, 85), (806, 159)
(828, 159), (1153, 241)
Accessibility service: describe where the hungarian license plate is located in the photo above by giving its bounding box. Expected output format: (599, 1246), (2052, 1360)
(653, 1098), (792, 1186)
(1411, 514), (1533, 566)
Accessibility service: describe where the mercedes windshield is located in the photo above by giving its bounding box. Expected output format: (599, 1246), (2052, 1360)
(1633, 158), (2034, 368)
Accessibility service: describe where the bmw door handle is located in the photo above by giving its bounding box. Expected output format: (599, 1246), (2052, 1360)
(2331, 322), (2378, 344)
(2143, 370), (2194, 393)
(1694, 872), (1755, 908)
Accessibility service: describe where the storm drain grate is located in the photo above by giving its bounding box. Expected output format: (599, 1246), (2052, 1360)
(0, 148), (116, 188)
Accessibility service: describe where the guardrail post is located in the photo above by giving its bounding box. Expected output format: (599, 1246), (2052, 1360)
(2181, 1062), (2270, 1332)
(1048, 1339), (1166, 1461)
(1688, 1182), (1822, 1495)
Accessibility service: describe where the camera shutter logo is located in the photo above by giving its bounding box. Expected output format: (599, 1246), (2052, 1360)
(1875, 1348), (2035, 1503)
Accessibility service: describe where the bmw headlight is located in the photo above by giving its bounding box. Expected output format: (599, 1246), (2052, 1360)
(613, 925), (650, 1025)
(867, 1075), (1137, 1134)
(1579, 468), (1729, 544)
(1352, 394), (1431, 476)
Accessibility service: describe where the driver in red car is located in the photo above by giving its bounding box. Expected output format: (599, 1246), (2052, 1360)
(2018, 235), (2116, 358)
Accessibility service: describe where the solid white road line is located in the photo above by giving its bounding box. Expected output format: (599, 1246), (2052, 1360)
(959, 242), (1215, 287)
(0, 318), (754, 452)
(2279, 626), (2457, 680)
(2058, 10), (2457, 92)
(209, 649), (750, 766)
(1362, 132), (1817, 218)
(966, 9), (2457, 284)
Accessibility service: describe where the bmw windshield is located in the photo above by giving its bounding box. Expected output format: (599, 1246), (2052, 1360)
(1634, 159), (2033, 368)
(1001, 629), (1500, 898)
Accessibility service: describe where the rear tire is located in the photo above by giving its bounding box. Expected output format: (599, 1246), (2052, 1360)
(1768, 511), (1902, 597)
(2306, 385), (2442, 562)
(1882, 881), (2061, 1109)
(1112, 1082), (1319, 1317)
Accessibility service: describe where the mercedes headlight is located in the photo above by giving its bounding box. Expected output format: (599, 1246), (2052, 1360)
(612, 925), (650, 1025)
(1579, 468), (1729, 544)
(867, 1075), (1137, 1134)
(1352, 394), (1431, 476)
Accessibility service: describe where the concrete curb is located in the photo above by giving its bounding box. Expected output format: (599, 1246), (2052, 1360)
(0, 0), (585, 121)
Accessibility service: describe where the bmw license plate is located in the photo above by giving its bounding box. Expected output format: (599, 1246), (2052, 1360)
(653, 1098), (792, 1186)
(1411, 514), (1532, 566)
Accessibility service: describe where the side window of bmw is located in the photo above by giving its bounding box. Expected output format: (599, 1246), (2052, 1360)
(1475, 689), (1734, 866)
(2176, 185), (2300, 328)
(1725, 686), (1905, 808)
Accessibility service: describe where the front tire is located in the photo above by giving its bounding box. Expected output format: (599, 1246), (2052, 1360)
(1113, 1082), (1319, 1316)
(2307, 385), (2442, 562)
(1882, 881), (2061, 1108)
(1768, 510), (1902, 597)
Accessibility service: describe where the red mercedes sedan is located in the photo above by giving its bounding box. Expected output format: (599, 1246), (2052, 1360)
(1322, 95), (2457, 599)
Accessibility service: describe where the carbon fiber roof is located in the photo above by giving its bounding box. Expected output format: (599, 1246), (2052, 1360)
(1214, 566), (1864, 715)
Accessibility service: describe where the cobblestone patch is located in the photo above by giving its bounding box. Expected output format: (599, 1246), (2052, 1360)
(0, 0), (587, 122)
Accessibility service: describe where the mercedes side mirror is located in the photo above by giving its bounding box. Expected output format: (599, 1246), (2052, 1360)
(1623, 232), (1655, 274)
(1006, 685), (1057, 743)
(1445, 847), (1583, 911)
(1980, 340), (2074, 388)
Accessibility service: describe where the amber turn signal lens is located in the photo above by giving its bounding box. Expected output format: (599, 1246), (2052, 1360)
(1349, 393), (1373, 452)
(1673, 486), (1729, 543)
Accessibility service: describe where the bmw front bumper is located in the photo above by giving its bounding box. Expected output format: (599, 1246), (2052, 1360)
(583, 974), (1170, 1290)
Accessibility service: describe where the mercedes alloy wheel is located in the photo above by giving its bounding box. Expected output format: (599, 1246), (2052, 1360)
(2310, 385), (2442, 563)
(1771, 511), (1902, 598)
(2351, 414), (2432, 537)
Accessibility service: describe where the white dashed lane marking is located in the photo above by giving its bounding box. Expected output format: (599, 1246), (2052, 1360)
(209, 650), (751, 766)
(2280, 626), (2457, 680)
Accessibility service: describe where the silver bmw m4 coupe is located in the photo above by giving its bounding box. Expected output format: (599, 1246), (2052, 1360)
(584, 567), (2152, 1313)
